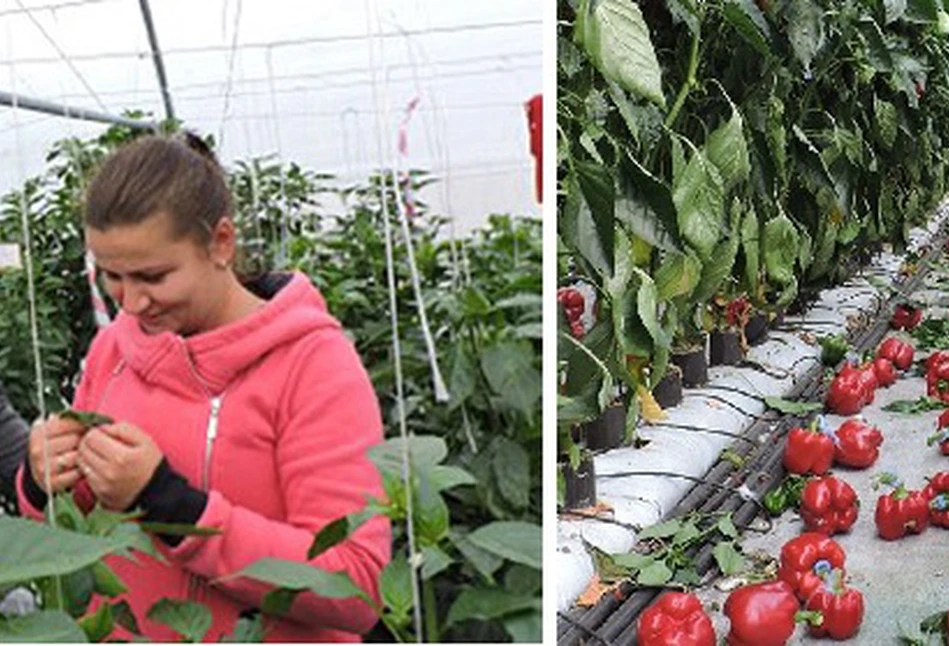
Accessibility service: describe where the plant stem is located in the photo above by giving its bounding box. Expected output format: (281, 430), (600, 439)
(423, 578), (439, 642)
(664, 28), (702, 130)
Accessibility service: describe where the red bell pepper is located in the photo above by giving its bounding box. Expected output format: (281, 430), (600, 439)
(724, 581), (802, 646)
(872, 357), (897, 387)
(927, 351), (949, 373)
(856, 364), (878, 403)
(558, 287), (585, 339)
(874, 473), (930, 540)
(833, 418), (883, 469)
(783, 418), (834, 476)
(877, 337), (914, 371)
(804, 569), (865, 640)
(799, 476), (859, 536)
(928, 359), (949, 403)
(637, 592), (716, 646)
(777, 532), (846, 601)
(923, 471), (949, 528)
(825, 364), (870, 415)
(926, 409), (949, 456)
(891, 304), (922, 330)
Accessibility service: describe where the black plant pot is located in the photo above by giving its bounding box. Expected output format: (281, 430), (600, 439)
(710, 330), (744, 366)
(672, 343), (708, 387)
(744, 314), (768, 346)
(770, 310), (786, 329)
(583, 403), (626, 451)
(560, 456), (596, 510)
(652, 369), (683, 409)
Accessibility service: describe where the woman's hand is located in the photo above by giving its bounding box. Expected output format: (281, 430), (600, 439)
(28, 415), (86, 494)
(78, 422), (163, 511)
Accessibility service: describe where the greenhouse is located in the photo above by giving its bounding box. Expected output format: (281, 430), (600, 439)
(558, 1), (949, 645)
(0, 0), (541, 642)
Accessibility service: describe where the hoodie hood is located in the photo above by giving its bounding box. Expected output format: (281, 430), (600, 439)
(113, 272), (340, 395)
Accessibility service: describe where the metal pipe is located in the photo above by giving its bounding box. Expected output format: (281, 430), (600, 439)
(138, 0), (175, 122)
(0, 90), (156, 130)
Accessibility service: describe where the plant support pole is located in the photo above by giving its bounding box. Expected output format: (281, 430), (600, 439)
(138, 0), (175, 122)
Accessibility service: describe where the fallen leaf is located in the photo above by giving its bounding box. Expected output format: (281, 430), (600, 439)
(638, 385), (667, 422)
(576, 574), (621, 607)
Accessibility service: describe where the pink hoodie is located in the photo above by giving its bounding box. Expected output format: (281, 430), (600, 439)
(17, 272), (391, 642)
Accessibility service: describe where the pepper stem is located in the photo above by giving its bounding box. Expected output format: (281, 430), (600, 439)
(794, 610), (824, 626)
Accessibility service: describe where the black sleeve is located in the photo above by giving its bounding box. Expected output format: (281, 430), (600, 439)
(130, 458), (208, 547)
(0, 383), (29, 493)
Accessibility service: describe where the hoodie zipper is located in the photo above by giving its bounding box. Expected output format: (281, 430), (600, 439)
(203, 396), (224, 491)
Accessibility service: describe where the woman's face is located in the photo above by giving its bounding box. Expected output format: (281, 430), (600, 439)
(86, 211), (229, 336)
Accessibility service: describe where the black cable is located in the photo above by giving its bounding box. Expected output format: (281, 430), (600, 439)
(558, 510), (642, 532)
(644, 422), (758, 446)
(701, 384), (766, 404)
(682, 392), (772, 422)
(557, 611), (614, 646)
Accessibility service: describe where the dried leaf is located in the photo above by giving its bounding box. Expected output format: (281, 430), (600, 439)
(637, 384), (667, 422)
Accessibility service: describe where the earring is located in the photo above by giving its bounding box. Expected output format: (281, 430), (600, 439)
(215, 260), (229, 270)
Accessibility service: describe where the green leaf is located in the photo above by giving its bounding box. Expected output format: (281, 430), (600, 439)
(146, 599), (212, 643)
(610, 553), (655, 570)
(763, 397), (823, 414)
(219, 614), (266, 642)
(717, 515), (739, 539)
(91, 562), (127, 598)
(414, 473), (450, 546)
(882, 397), (949, 413)
(575, 162), (616, 276)
(480, 341), (542, 417)
(0, 516), (129, 587)
(420, 545), (454, 581)
(78, 598), (114, 643)
(762, 215), (799, 285)
(449, 346), (478, 408)
(637, 561), (673, 586)
(308, 507), (378, 560)
(740, 208), (759, 291)
(665, 0), (700, 35)
(429, 465), (477, 492)
(691, 231), (740, 305)
(655, 252), (702, 301)
(504, 564), (542, 597)
(369, 436), (447, 478)
(228, 557), (371, 605)
(673, 146), (725, 261)
(705, 106), (750, 194)
(111, 601), (140, 636)
(787, 0), (824, 74)
(491, 438), (531, 510)
(466, 522), (541, 570)
(449, 531), (503, 582)
(617, 154), (681, 253)
(713, 541), (746, 575)
(576, 0), (665, 107)
(261, 588), (301, 617)
(0, 610), (88, 642)
(633, 268), (668, 348)
(875, 97), (898, 149)
(637, 519), (681, 539)
(503, 610), (542, 643)
(380, 555), (414, 619)
(445, 588), (541, 627)
(58, 408), (113, 429)
(722, 0), (771, 56)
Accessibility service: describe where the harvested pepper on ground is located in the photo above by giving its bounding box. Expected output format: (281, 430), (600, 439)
(877, 337), (915, 371)
(872, 357), (897, 387)
(777, 532), (847, 601)
(923, 471), (949, 529)
(724, 580), (812, 646)
(927, 350), (949, 373)
(763, 474), (810, 517)
(800, 476), (859, 536)
(928, 358), (949, 403)
(833, 418), (883, 469)
(637, 592), (716, 646)
(927, 410), (949, 456)
(804, 569), (865, 640)
(783, 417), (835, 476)
(891, 304), (923, 331)
(874, 473), (930, 540)
(820, 335), (850, 367)
(826, 364), (871, 415)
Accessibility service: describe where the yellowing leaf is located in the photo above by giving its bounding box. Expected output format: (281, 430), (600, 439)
(637, 385), (666, 423)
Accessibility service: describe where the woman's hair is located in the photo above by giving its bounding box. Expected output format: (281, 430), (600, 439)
(84, 133), (232, 245)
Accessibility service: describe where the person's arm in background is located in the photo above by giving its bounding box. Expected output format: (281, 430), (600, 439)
(0, 381), (29, 503)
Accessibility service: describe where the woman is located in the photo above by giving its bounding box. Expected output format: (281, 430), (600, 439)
(16, 135), (390, 642)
